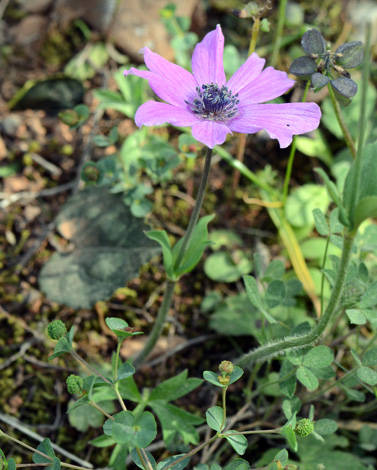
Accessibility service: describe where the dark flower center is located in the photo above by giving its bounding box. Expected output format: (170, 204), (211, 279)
(186, 83), (239, 121)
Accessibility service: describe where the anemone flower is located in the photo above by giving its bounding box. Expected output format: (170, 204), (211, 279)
(124, 25), (321, 149)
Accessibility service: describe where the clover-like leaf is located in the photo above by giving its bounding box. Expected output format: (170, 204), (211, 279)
(223, 431), (248, 455)
(39, 186), (160, 308)
(301, 29), (326, 55)
(311, 72), (330, 92)
(289, 56), (317, 80)
(106, 317), (143, 339)
(330, 78), (358, 106)
(335, 41), (364, 69)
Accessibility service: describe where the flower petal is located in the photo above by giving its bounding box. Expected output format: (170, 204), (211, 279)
(192, 24), (226, 87)
(229, 102), (321, 148)
(191, 120), (232, 148)
(135, 101), (199, 128)
(237, 67), (295, 104)
(226, 52), (266, 93)
(124, 48), (197, 107)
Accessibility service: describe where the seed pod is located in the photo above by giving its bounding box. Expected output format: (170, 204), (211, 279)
(295, 418), (314, 437)
(66, 375), (84, 395)
(47, 320), (67, 340)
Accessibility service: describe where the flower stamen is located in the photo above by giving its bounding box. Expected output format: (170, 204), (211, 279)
(186, 83), (240, 122)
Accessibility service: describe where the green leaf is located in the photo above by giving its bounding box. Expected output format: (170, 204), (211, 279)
(282, 396), (301, 420)
(362, 348), (377, 366)
(206, 406), (225, 433)
(357, 366), (377, 385)
(146, 230), (174, 278)
(39, 187), (160, 308)
(105, 411), (157, 448)
(279, 359), (297, 398)
(285, 184), (330, 228)
(280, 425), (298, 451)
(314, 419), (338, 435)
(149, 370), (202, 402)
(360, 280), (377, 308)
(353, 196), (377, 228)
(150, 402), (203, 446)
(243, 275), (277, 323)
(69, 398), (114, 432)
(118, 375), (142, 402)
(314, 168), (350, 225)
(204, 251), (252, 282)
(312, 208), (330, 236)
(48, 336), (72, 360)
(262, 260), (285, 281)
(89, 434), (116, 447)
(105, 318), (143, 340)
(9, 78), (84, 112)
(224, 459), (250, 470)
(303, 346), (334, 368)
(223, 431), (248, 455)
(346, 309), (367, 325)
(173, 215), (215, 276)
(32, 439), (55, 465)
(209, 292), (259, 337)
(265, 280), (285, 308)
(295, 130), (332, 166)
(117, 363), (135, 381)
(156, 454), (190, 470)
(342, 386), (365, 402)
(296, 366), (319, 391)
(130, 448), (156, 470)
(7, 459), (17, 470)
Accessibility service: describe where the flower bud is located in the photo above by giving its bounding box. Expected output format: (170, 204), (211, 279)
(218, 375), (230, 385)
(47, 320), (67, 340)
(66, 375), (84, 395)
(219, 361), (234, 375)
(295, 418), (314, 437)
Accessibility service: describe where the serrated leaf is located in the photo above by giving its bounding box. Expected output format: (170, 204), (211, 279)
(39, 187), (160, 308)
(223, 431), (248, 455)
(303, 346), (334, 368)
(297, 366), (319, 390)
(206, 406), (225, 433)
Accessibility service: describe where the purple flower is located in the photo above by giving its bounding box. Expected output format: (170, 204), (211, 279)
(124, 25), (321, 149)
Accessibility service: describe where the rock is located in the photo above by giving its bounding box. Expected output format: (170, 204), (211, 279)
(54, 0), (202, 61)
(1, 114), (22, 137)
(12, 15), (48, 46)
(19, 0), (53, 14)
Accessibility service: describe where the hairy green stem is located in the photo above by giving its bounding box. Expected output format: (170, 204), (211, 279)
(221, 387), (227, 431)
(133, 147), (214, 367)
(327, 84), (356, 158)
(236, 233), (355, 368)
(270, 0), (287, 67)
(347, 23), (371, 228)
(89, 400), (114, 420)
(282, 80), (310, 205)
(174, 146), (213, 269)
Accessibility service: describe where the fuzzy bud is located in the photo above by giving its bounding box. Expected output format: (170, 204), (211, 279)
(47, 320), (67, 340)
(218, 375), (230, 385)
(219, 361), (234, 375)
(295, 418), (314, 437)
(66, 375), (83, 395)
